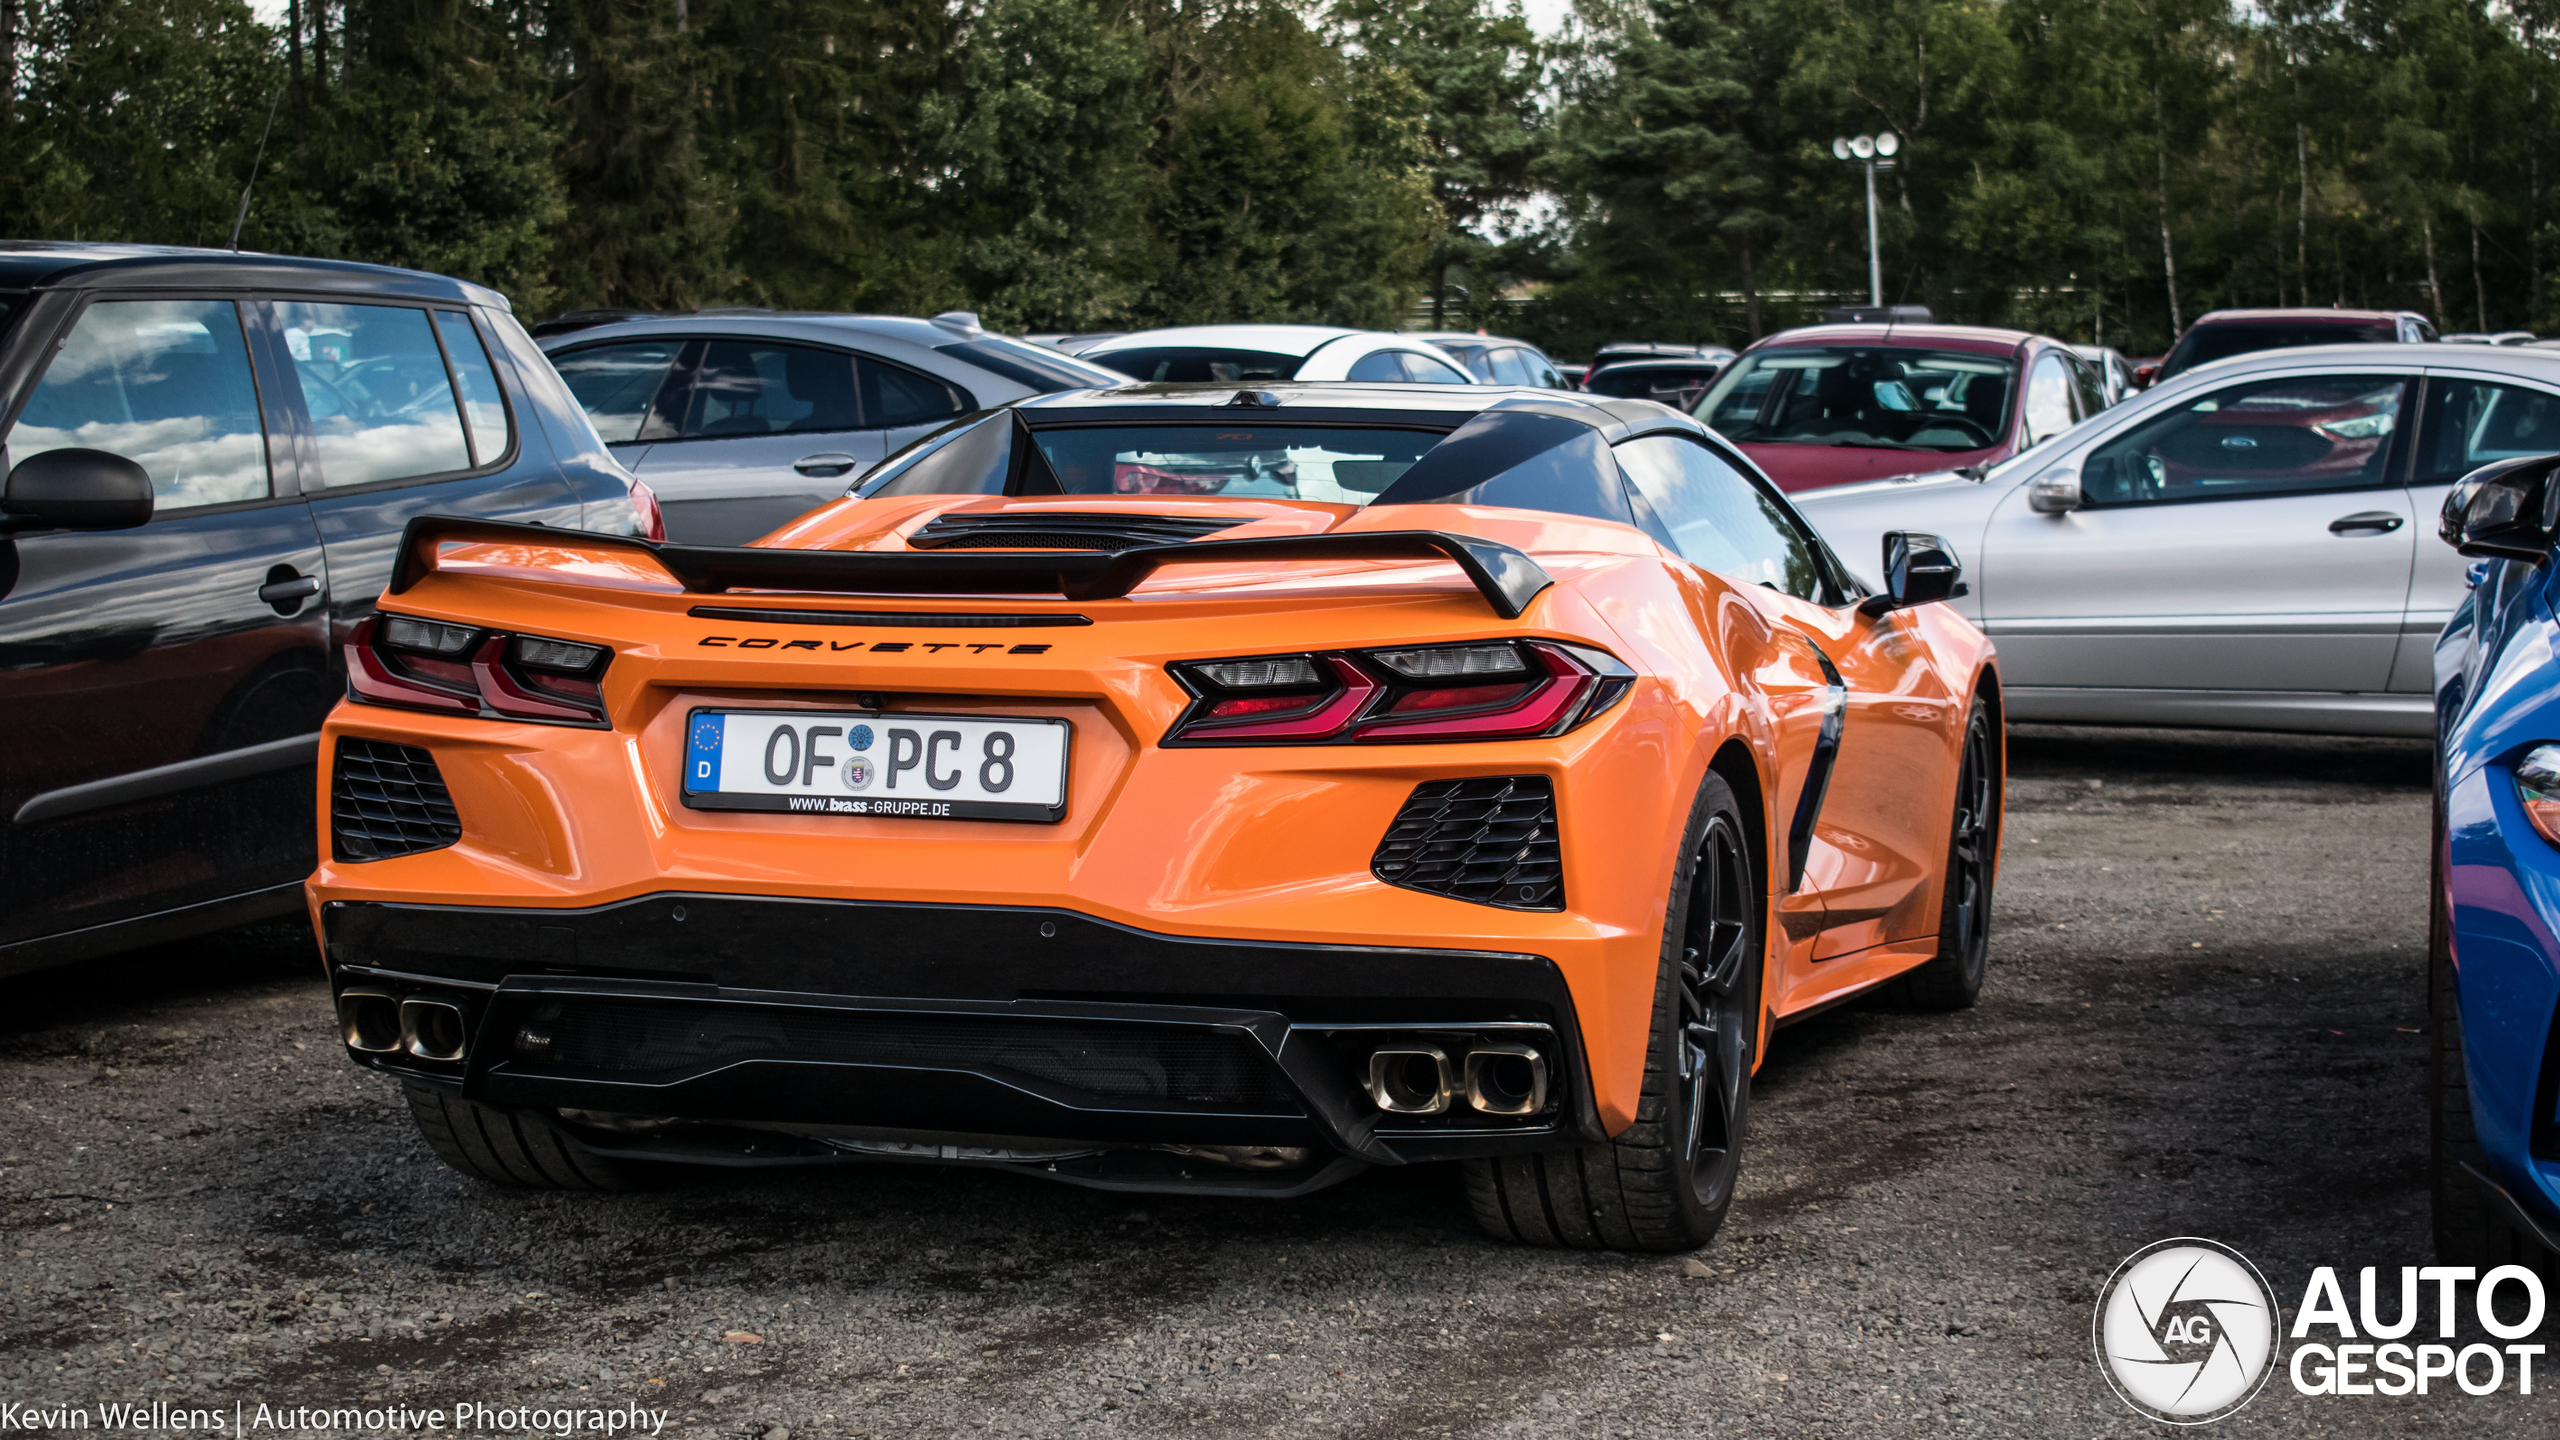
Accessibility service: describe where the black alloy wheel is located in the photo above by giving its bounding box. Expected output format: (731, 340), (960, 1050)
(1887, 695), (1998, 1010)
(1678, 807), (1757, 1213)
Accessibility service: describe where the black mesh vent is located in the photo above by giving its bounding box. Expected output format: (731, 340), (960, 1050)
(1371, 776), (1563, 911)
(908, 512), (1241, 552)
(511, 999), (1297, 1109)
(331, 739), (462, 862)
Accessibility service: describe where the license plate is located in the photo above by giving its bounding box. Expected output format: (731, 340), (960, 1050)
(681, 709), (1070, 822)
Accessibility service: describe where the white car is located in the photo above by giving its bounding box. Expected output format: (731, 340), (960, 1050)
(1789, 342), (2560, 736)
(1077, 325), (1480, 386)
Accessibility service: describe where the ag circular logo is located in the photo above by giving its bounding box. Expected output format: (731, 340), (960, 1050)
(841, 755), (874, 791)
(2095, 1238), (2281, 1424)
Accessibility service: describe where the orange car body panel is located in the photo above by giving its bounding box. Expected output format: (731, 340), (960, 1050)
(307, 491), (1997, 1136)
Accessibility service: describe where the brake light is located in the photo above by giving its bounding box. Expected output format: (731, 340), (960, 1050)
(348, 614), (612, 726)
(1165, 641), (1633, 745)
(627, 477), (667, 541)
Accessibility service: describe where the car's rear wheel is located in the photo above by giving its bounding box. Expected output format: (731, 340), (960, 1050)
(2429, 796), (2550, 1273)
(1884, 693), (1998, 1011)
(403, 1082), (653, 1191)
(1464, 773), (1760, 1251)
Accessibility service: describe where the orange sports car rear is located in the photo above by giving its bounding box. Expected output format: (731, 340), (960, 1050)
(307, 384), (2000, 1251)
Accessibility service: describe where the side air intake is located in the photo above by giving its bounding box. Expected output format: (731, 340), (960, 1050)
(331, 739), (462, 862)
(1370, 776), (1563, 911)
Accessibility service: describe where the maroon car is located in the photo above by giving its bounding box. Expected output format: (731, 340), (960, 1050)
(1691, 324), (2105, 493)
(2144, 307), (2435, 387)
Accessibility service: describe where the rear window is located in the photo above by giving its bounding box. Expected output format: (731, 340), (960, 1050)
(1036, 426), (1435, 500)
(2161, 322), (2397, 379)
(1087, 348), (1304, 383)
(933, 336), (1123, 393)
(1696, 346), (2017, 453)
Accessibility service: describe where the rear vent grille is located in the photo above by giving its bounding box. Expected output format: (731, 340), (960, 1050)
(908, 512), (1242, 552)
(331, 739), (462, 862)
(1371, 776), (1563, 911)
(511, 1000), (1298, 1109)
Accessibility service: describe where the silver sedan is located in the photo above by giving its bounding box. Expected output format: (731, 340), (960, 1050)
(538, 311), (1123, 544)
(1790, 342), (2560, 736)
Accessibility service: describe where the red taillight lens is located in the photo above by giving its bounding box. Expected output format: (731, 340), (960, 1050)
(349, 614), (611, 726)
(628, 478), (667, 542)
(1165, 642), (1634, 745)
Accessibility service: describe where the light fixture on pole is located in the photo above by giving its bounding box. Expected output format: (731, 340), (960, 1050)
(1832, 132), (1900, 308)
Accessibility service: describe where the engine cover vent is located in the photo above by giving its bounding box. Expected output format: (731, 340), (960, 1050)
(1371, 776), (1563, 911)
(907, 512), (1243, 552)
(332, 739), (462, 862)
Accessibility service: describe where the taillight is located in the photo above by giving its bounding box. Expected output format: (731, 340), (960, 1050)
(1165, 641), (1633, 745)
(2515, 746), (2560, 846)
(628, 478), (667, 541)
(348, 615), (611, 725)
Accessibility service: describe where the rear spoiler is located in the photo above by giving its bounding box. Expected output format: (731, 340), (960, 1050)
(387, 516), (1556, 619)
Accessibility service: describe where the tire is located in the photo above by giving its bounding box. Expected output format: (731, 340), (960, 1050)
(1464, 773), (1761, 1252)
(2429, 794), (2549, 1274)
(1884, 693), (1999, 1011)
(402, 1081), (651, 1191)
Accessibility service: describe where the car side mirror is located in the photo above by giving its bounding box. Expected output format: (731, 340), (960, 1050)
(2, 448), (155, 533)
(2133, 363), (2160, 388)
(1861, 531), (1966, 615)
(2026, 467), (2082, 513)
(2441, 452), (2560, 565)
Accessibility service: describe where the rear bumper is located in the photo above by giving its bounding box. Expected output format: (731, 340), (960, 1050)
(322, 893), (1601, 1182)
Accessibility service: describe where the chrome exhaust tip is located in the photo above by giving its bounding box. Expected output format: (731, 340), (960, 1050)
(400, 998), (470, 1062)
(337, 990), (403, 1054)
(1365, 1044), (1454, 1114)
(1464, 1043), (1548, 1116)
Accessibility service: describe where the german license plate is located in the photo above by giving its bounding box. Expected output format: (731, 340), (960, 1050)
(681, 709), (1070, 822)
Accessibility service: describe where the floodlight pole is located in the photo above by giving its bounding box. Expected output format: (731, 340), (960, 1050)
(1862, 159), (1882, 307)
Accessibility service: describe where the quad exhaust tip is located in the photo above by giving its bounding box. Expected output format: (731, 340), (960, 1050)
(1365, 1040), (1550, 1116)
(399, 997), (470, 1062)
(337, 990), (402, 1054)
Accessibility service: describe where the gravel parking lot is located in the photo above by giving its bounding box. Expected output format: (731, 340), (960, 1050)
(0, 723), (2536, 1436)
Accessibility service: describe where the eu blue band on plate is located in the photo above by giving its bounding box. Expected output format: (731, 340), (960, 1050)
(687, 714), (725, 791)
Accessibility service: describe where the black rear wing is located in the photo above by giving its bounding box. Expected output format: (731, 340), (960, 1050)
(386, 516), (1555, 619)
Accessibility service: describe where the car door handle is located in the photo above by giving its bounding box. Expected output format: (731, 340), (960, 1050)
(2328, 511), (2405, 535)
(794, 453), (860, 477)
(257, 574), (320, 605)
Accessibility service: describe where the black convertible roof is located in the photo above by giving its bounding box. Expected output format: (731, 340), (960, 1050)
(0, 242), (508, 309)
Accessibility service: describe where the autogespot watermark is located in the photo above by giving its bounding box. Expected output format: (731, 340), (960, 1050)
(2094, 1237), (2550, 1422)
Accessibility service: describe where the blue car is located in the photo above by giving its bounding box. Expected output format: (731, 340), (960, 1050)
(2434, 447), (2560, 1269)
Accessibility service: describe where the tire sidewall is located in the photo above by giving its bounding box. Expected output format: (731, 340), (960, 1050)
(1660, 772), (1763, 1239)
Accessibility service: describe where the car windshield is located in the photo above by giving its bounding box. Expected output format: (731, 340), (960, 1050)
(1033, 426), (1437, 500)
(2162, 321), (2396, 378)
(1695, 346), (2017, 453)
(1087, 348), (1305, 383)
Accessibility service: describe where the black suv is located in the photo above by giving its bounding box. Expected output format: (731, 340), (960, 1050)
(0, 244), (644, 975)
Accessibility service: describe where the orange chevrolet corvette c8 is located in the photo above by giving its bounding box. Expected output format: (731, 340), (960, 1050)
(307, 383), (2002, 1252)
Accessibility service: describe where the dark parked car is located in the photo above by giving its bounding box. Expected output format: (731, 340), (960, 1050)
(0, 243), (646, 976)
(1582, 358), (1729, 411)
(2144, 307), (2436, 387)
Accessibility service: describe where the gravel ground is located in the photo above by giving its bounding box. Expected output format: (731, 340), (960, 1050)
(0, 723), (2540, 1436)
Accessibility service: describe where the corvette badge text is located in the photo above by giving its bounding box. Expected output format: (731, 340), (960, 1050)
(2094, 1237), (2548, 1423)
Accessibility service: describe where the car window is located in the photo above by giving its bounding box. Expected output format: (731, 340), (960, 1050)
(1346, 350), (1405, 383)
(2159, 321), (2397, 379)
(1527, 352), (1564, 388)
(2066, 355), (2106, 418)
(552, 340), (681, 443)
(1488, 348), (1536, 386)
(2021, 353), (2076, 447)
(863, 356), (971, 428)
(677, 341), (861, 438)
(6, 298), (270, 510)
(1614, 434), (1822, 600)
(1439, 344), (1494, 380)
(434, 311), (511, 466)
(1399, 351), (1473, 385)
(278, 301), (473, 486)
(2079, 374), (2408, 507)
(931, 336), (1107, 394)
(2412, 378), (2560, 485)
(1695, 346), (2017, 454)
(1026, 424), (1441, 500)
